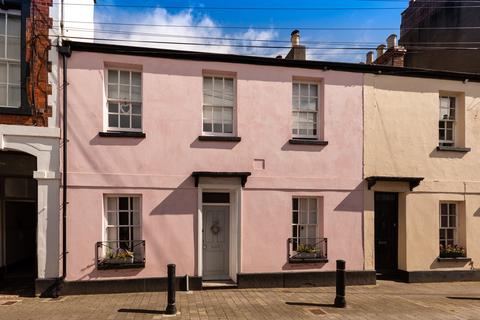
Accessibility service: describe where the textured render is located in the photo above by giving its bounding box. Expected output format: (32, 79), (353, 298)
(363, 73), (480, 271)
(65, 51), (364, 281)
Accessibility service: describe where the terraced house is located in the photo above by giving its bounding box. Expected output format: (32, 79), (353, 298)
(50, 29), (480, 293)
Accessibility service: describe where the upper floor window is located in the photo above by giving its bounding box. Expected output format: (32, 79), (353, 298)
(107, 69), (142, 131)
(292, 82), (318, 139)
(202, 76), (234, 136)
(439, 96), (456, 146)
(0, 11), (21, 108)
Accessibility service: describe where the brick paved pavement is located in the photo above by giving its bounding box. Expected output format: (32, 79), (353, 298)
(1, 280), (480, 319)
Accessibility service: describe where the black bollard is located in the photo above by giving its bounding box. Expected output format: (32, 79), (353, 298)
(165, 264), (177, 315)
(334, 260), (346, 308)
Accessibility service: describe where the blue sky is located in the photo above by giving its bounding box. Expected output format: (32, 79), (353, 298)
(90, 0), (408, 62)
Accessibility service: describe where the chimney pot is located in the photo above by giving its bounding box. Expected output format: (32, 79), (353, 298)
(366, 51), (374, 64)
(387, 34), (398, 49)
(291, 29), (300, 46)
(376, 44), (386, 59)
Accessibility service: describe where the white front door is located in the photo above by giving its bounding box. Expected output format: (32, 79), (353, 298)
(202, 205), (229, 280)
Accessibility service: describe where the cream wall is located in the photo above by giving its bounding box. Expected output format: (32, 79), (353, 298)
(363, 74), (480, 272)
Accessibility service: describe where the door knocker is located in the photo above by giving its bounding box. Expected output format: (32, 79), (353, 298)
(210, 221), (221, 235)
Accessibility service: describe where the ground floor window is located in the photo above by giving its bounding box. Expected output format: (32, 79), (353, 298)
(439, 202), (465, 258)
(104, 196), (141, 248)
(292, 197), (318, 247)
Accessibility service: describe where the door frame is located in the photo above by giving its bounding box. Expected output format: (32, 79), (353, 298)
(374, 192), (399, 273)
(197, 181), (241, 282)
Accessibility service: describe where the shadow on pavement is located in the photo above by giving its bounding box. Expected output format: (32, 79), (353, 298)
(118, 308), (166, 315)
(285, 301), (336, 308)
(447, 297), (480, 301)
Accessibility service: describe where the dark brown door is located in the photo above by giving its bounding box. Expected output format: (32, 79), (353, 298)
(374, 192), (398, 273)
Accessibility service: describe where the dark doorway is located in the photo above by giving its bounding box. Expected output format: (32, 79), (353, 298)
(374, 192), (398, 274)
(0, 151), (37, 296)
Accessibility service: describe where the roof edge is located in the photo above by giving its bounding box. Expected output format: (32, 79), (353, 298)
(64, 41), (480, 83)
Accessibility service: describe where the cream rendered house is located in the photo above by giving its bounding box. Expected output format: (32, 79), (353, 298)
(364, 73), (480, 281)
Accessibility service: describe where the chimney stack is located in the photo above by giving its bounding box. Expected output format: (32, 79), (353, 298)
(366, 51), (374, 64)
(387, 34), (398, 49)
(285, 29), (306, 61)
(376, 44), (386, 59)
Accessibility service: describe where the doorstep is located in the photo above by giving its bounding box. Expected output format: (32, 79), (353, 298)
(202, 280), (238, 290)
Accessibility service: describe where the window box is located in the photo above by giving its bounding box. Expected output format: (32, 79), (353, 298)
(96, 240), (145, 270)
(437, 257), (471, 263)
(287, 237), (328, 263)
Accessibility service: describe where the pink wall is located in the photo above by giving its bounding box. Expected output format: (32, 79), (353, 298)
(65, 51), (364, 280)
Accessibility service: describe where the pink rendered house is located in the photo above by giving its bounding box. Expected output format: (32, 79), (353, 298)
(60, 39), (371, 293)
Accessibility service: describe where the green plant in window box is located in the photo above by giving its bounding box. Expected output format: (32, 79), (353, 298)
(105, 248), (135, 264)
(439, 244), (466, 258)
(294, 244), (319, 259)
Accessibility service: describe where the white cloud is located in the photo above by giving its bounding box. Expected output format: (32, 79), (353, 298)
(91, 8), (280, 57)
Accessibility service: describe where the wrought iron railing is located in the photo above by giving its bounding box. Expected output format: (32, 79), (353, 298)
(96, 240), (145, 270)
(287, 238), (328, 263)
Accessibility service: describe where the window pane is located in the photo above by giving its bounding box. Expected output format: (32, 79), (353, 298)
(293, 198), (298, 210)
(441, 203), (448, 215)
(108, 84), (118, 99)
(203, 123), (212, 132)
(0, 84), (7, 106)
(292, 225), (297, 238)
(309, 198), (317, 210)
(223, 78), (234, 106)
(132, 103), (141, 115)
(108, 114), (118, 128)
(309, 211), (317, 224)
(108, 70), (118, 84)
(300, 97), (309, 109)
(119, 211), (129, 225)
(107, 227), (118, 241)
(7, 15), (20, 36)
(213, 107), (222, 121)
(299, 211), (307, 224)
(8, 85), (20, 107)
(120, 71), (130, 85)
(0, 63), (5, 83)
(119, 197), (129, 210)
(292, 211), (298, 224)
(6, 36), (19, 60)
(292, 83), (299, 96)
(307, 225), (316, 239)
(300, 84), (308, 96)
(310, 85), (318, 97)
(213, 123), (222, 133)
(131, 72), (141, 86)
(8, 63), (19, 84)
(131, 197), (140, 211)
(107, 211), (117, 225)
(439, 229), (445, 240)
(299, 198), (308, 211)
(446, 129), (453, 141)
(224, 123), (233, 133)
(131, 212), (140, 226)
(441, 215), (448, 228)
(107, 197), (117, 211)
(213, 77), (223, 105)
(0, 35), (4, 58)
(119, 84), (130, 100)
(223, 108), (233, 121)
(299, 225), (307, 238)
(449, 215), (456, 228)
(447, 229), (454, 240)
(108, 103), (118, 113)
(131, 86), (141, 101)
(203, 77), (213, 105)
(120, 104), (130, 114)
(132, 115), (141, 129)
(0, 14), (5, 35)
(132, 227), (141, 241)
(119, 227), (130, 241)
(449, 204), (456, 215)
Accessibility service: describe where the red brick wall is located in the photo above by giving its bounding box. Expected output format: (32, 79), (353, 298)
(0, 0), (52, 126)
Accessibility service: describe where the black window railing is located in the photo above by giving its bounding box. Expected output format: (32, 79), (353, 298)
(96, 240), (145, 270)
(287, 237), (328, 263)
